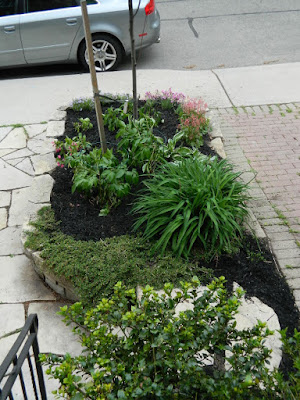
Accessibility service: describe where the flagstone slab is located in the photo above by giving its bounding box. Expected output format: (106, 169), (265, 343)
(49, 109), (67, 122)
(0, 304), (25, 363)
(0, 126), (12, 142)
(27, 137), (54, 155)
(0, 191), (11, 207)
(30, 153), (56, 175)
(25, 124), (47, 138)
(33, 131), (48, 141)
(0, 255), (55, 302)
(28, 302), (82, 356)
(234, 294), (281, 370)
(46, 120), (65, 138)
(29, 175), (54, 204)
(0, 227), (24, 255)
(0, 208), (8, 230)
(15, 157), (35, 176)
(7, 158), (24, 167)
(8, 187), (31, 226)
(3, 147), (34, 160)
(0, 127), (27, 149)
(0, 149), (14, 157)
(0, 159), (32, 190)
(9, 188), (50, 227)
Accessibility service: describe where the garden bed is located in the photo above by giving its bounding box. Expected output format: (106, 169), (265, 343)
(44, 97), (299, 334)
(27, 94), (299, 335)
(24, 93), (300, 396)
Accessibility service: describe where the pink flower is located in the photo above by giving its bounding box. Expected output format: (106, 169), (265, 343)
(57, 155), (61, 159)
(61, 164), (64, 168)
(57, 162), (61, 166)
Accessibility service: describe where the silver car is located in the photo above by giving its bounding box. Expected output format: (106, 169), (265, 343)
(0, 0), (160, 71)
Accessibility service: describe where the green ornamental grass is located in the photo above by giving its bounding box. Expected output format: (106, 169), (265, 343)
(133, 157), (250, 258)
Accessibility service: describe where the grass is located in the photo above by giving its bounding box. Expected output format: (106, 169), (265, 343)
(273, 206), (289, 226)
(0, 123), (24, 128)
(25, 207), (213, 307)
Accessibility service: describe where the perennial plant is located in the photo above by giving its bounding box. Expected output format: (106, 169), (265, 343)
(133, 157), (250, 258)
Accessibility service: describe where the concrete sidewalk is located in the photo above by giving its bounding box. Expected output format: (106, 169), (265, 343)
(0, 63), (300, 396)
(0, 62), (300, 125)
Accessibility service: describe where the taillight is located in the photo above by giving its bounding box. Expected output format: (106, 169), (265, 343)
(145, 0), (155, 15)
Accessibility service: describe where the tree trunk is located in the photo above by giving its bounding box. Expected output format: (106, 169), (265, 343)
(128, 0), (138, 120)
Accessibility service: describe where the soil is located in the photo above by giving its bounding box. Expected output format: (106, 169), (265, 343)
(50, 102), (299, 373)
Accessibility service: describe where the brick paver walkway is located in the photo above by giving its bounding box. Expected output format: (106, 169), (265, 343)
(215, 104), (300, 307)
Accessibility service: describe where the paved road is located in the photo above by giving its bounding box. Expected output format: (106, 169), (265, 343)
(126, 0), (300, 71)
(0, 0), (299, 80)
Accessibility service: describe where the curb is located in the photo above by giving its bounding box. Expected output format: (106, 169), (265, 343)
(21, 107), (80, 302)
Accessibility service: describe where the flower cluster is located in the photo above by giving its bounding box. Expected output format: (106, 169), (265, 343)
(178, 97), (209, 147)
(53, 144), (65, 168)
(182, 98), (208, 115)
(71, 97), (94, 112)
(145, 88), (186, 109)
(53, 139), (83, 168)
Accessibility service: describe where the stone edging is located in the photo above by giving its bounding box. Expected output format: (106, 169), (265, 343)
(21, 106), (80, 302)
(21, 105), (266, 302)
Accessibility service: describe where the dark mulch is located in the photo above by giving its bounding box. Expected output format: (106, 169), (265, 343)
(50, 103), (299, 373)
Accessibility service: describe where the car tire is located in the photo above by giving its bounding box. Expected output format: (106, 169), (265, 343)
(78, 34), (123, 72)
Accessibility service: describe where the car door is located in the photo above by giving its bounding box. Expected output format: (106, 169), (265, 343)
(0, 0), (26, 67)
(19, 0), (82, 63)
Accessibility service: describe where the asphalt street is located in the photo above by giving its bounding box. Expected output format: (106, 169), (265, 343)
(0, 0), (299, 79)
(121, 0), (300, 70)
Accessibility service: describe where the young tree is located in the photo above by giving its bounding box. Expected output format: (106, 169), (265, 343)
(128, 0), (138, 120)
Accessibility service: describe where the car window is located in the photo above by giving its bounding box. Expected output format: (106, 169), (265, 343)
(0, 0), (17, 17)
(27, 0), (78, 13)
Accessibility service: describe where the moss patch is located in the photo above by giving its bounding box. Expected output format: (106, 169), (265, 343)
(25, 207), (213, 306)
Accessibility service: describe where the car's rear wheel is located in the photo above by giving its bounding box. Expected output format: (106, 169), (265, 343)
(78, 34), (123, 72)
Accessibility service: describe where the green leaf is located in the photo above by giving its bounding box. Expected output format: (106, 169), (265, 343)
(117, 389), (126, 399)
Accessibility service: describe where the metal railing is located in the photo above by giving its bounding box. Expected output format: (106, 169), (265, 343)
(0, 314), (47, 400)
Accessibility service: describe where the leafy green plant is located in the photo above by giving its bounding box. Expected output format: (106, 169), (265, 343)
(133, 157), (250, 258)
(53, 133), (92, 168)
(117, 116), (165, 173)
(277, 329), (300, 398)
(103, 106), (128, 132)
(73, 117), (93, 134)
(67, 148), (138, 215)
(138, 103), (162, 125)
(71, 97), (94, 112)
(41, 277), (284, 400)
